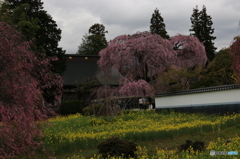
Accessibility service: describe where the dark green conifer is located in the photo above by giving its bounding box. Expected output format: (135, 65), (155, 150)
(190, 5), (216, 62)
(0, 0), (66, 74)
(150, 8), (169, 39)
(190, 6), (201, 40)
(77, 23), (108, 55)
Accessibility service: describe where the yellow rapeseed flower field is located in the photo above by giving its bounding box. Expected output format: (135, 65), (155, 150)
(43, 111), (240, 158)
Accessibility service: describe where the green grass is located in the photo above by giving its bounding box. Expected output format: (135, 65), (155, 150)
(39, 125), (239, 159)
(33, 110), (240, 159)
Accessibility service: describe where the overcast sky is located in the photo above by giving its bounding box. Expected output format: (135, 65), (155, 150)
(42, 0), (240, 54)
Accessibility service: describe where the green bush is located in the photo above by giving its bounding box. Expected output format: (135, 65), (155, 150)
(59, 100), (85, 115)
(97, 137), (137, 158)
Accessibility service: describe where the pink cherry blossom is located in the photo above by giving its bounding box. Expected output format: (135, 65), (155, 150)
(0, 22), (63, 158)
(98, 32), (207, 97)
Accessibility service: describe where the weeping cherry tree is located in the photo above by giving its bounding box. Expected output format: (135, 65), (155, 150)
(98, 31), (207, 97)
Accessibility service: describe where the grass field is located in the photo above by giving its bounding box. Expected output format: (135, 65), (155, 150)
(37, 110), (240, 159)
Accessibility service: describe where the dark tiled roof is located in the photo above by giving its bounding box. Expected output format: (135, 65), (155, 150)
(155, 84), (240, 97)
(62, 55), (100, 86)
(62, 54), (122, 87)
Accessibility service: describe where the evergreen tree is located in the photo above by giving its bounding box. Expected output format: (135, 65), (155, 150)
(77, 23), (108, 55)
(77, 33), (108, 55)
(89, 23), (108, 37)
(189, 6), (201, 40)
(190, 5), (216, 62)
(0, 0), (66, 74)
(150, 8), (169, 39)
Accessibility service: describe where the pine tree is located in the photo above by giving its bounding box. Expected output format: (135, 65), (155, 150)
(77, 23), (108, 55)
(199, 5), (216, 62)
(150, 8), (169, 39)
(89, 23), (108, 37)
(189, 6), (201, 40)
(77, 33), (108, 55)
(0, 0), (66, 74)
(190, 5), (216, 62)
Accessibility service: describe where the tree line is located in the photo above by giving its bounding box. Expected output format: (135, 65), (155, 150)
(77, 6), (216, 63)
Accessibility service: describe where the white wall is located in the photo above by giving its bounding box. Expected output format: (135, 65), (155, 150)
(155, 89), (240, 108)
